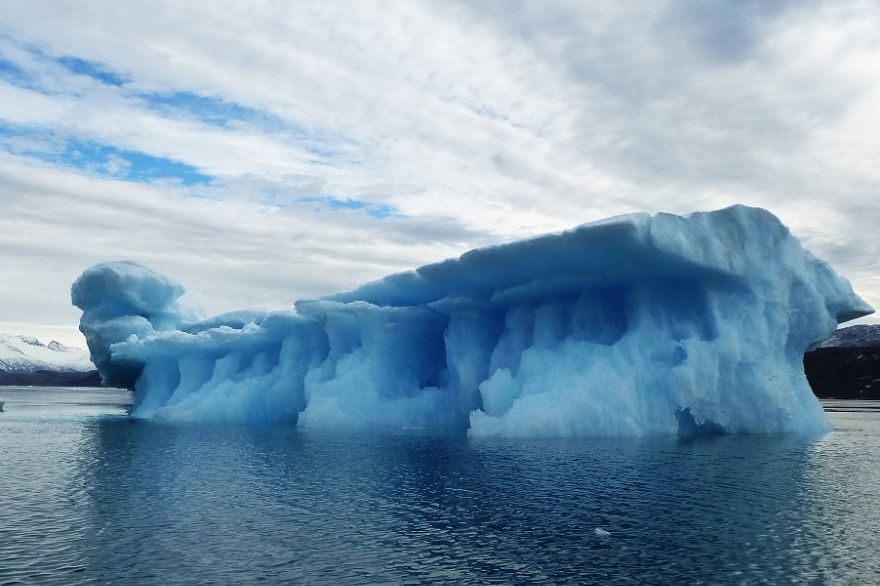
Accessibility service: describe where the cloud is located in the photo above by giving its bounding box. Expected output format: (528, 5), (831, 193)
(0, 152), (483, 344)
(0, 0), (877, 347)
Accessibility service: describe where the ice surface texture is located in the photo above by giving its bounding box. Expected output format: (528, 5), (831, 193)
(72, 206), (873, 436)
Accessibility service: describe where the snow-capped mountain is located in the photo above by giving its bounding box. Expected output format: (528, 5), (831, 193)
(0, 333), (100, 386)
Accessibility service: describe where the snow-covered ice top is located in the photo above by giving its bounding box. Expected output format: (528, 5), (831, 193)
(0, 333), (93, 373)
(71, 205), (873, 436)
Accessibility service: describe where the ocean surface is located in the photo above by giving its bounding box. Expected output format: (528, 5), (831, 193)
(1, 387), (879, 585)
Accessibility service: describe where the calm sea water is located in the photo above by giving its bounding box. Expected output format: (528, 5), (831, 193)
(1, 387), (879, 585)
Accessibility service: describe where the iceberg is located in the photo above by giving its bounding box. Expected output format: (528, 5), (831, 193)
(71, 206), (873, 436)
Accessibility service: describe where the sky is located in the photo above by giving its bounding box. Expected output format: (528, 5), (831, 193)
(0, 0), (878, 349)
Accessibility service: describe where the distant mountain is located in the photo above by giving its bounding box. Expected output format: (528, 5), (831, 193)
(0, 333), (100, 387)
(814, 324), (880, 349)
(805, 325), (880, 400)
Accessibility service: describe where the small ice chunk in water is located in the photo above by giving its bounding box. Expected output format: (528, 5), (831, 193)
(594, 528), (611, 538)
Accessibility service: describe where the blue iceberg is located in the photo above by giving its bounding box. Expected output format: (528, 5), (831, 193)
(72, 206), (873, 436)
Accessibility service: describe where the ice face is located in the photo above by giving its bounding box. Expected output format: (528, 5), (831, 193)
(71, 205), (873, 436)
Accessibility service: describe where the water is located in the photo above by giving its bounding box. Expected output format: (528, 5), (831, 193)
(1, 387), (879, 584)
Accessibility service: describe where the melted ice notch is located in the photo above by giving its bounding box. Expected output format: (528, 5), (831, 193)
(71, 206), (873, 436)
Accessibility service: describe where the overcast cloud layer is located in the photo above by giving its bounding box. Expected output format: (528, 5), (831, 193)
(0, 0), (877, 348)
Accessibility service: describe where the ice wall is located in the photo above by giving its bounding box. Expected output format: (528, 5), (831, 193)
(71, 206), (873, 436)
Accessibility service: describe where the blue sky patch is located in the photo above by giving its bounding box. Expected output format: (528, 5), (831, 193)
(139, 91), (350, 161)
(140, 91), (283, 129)
(0, 124), (212, 185)
(0, 57), (32, 87)
(63, 140), (212, 185)
(116, 148), (213, 185)
(56, 56), (127, 86)
(300, 196), (396, 218)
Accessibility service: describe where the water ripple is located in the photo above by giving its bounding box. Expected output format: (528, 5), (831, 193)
(1, 389), (879, 584)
